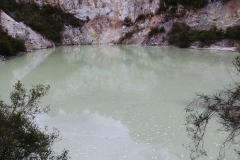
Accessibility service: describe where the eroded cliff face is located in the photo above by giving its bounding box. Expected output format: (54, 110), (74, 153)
(2, 0), (240, 50)
(0, 11), (54, 51)
(184, 0), (240, 30)
(21, 0), (160, 45)
(119, 0), (240, 49)
(25, 0), (159, 21)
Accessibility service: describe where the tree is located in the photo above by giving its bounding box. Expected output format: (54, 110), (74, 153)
(185, 56), (240, 160)
(0, 81), (69, 160)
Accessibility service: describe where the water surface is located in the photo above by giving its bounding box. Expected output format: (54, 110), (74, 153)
(0, 45), (238, 160)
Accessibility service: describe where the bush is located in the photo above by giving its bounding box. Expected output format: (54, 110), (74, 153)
(156, 0), (228, 15)
(156, 2), (167, 14)
(0, 81), (69, 159)
(168, 22), (191, 47)
(0, 27), (26, 57)
(190, 26), (223, 45)
(156, 0), (208, 11)
(135, 13), (151, 22)
(225, 25), (240, 41)
(179, 0), (208, 8)
(148, 26), (165, 37)
(159, 26), (165, 33)
(123, 17), (133, 27)
(165, 0), (178, 6)
(169, 22), (224, 48)
(125, 31), (134, 39)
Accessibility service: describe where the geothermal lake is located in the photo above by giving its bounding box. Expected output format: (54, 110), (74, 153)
(0, 45), (239, 160)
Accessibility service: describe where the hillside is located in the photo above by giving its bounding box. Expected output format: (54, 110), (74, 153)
(0, 0), (240, 58)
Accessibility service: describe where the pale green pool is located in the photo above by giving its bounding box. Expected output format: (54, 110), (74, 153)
(0, 45), (238, 160)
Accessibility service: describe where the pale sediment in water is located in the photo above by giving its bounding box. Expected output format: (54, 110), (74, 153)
(0, 45), (239, 159)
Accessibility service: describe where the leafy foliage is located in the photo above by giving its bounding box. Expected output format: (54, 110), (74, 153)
(155, 1), (167, 14)
(158, 0), (207, 9)
(135, 13), (151, 22)
(0, 26), (26, 57)
(179, 0), (208, 8)
(164, 0), (178, 6)
(156, 0), (230, 13)
(169, 22), (240, 48)
(169, 22), (224, 48)
(225, 25), (240, 41)
(168, 22), (191, 48)
(0, 81), (69, 160)
(124, 31), (134, 39)
(123, 17), (133, 27)
(0, 0), (84, 43)
(185, 56), (240, 159)
(148, 27), (165, 37)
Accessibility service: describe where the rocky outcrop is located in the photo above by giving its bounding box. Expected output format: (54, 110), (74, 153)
(0, 10), (54, 51)
(184, 0), (240, 30)
(61, 26), (85, 45)
(4, 0), (240, 51)
(58, 0), (240, 49)
(134, 0), (240, 50)
(23, 0), (159, 21)
(21, 0), (160, 45)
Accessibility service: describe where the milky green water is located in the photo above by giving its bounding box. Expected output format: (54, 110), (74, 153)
(0, 45), (239, 160)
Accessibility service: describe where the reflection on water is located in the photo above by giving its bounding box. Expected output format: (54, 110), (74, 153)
(36, 110), (178, 160)
(12, 49), (54, 81)
(0, 45), (238, 159)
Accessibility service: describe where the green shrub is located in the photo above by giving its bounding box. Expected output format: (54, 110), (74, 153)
(156, 2), (167, 14)
(156, 0), (227, 15)
(125, 31), (134, 39)
(225, 25), (240, 41)
(149, 27), (160, 37)
(159, 26), (165, 33)
(165, 0), (178, 6)
(210, 0), (230, 3)
(179, 0), (208, 8)
(168, 22), (191, 47)
(136, 14), (146, 22)
(169, 22), (224, 48)
(123, 17), (133, 27)
(0, 27), (26, 57)
(188, 26), (223, 45)
(135, 13), (151, 22)
(160, 0), (208, 9)
(148, 26), (165, 37)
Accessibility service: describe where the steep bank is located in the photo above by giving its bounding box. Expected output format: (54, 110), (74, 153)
(1, 0), (240, 54)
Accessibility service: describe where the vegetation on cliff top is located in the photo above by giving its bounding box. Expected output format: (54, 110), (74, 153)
(0, 0), (84, 44)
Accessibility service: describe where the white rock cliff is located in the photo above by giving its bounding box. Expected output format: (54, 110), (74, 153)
(21, 0), (160, 44)
(2, 0), (240, 50)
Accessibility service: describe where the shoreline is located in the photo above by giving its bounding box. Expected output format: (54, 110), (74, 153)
(0, 45), (237, 62)
(189, 46), (236, 52)
(0, 50), (32, 62)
